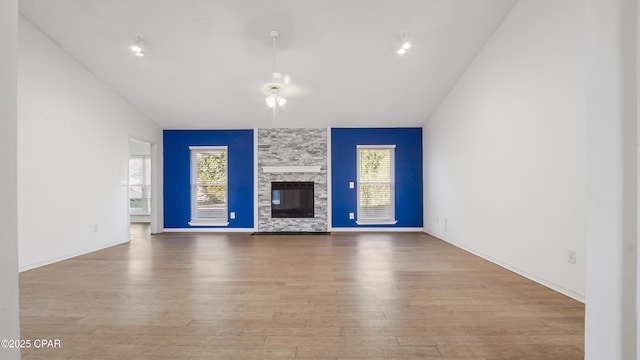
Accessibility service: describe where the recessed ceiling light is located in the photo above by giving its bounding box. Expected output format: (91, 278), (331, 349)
(396, 32), (413, 55)
(131, 34), (145, 57)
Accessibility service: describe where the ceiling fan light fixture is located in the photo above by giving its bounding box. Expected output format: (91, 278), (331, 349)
(265, 95), (287, 108)
(265, 83), (286, 108)
(266, 96), (277, 108)
(402, 42), (412, 50)
(397, 48), (407, 55)
(264, 30), (288, 110)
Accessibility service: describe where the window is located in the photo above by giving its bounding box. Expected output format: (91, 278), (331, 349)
(189, 146), (228, 225)
(357, 145), (397, 224)
(129, 156), (151, 215)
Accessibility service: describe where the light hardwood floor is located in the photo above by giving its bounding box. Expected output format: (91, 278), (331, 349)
(19, 225), (584, 359)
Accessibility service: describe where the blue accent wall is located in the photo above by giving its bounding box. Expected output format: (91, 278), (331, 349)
(331, 128), (423, 227)
(164, 130), (254, 228)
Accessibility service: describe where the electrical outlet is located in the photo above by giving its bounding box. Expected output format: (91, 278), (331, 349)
(349, 212), (354, 220)
(230, 212), (236, 219)
(349, 182), (354, 189)
(568, 250), (576, 264)
(444, 218), (448, 236)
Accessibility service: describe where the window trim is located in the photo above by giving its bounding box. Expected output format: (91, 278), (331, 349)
(356, 144), (397, 225)
(188, 146), (229, 226)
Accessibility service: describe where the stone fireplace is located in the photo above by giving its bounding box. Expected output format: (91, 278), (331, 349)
(257, 128), (328, 232)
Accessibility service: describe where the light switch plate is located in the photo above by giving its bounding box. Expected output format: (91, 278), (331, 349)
(349, 182), (354, 189)
(230, 212), (236, 219)
(349, 212), (354, 220)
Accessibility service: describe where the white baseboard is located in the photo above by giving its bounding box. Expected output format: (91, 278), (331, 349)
(163, 228), (255, 233)
(424, 230), (585, 303)
(19, 240), (128, 272)
(130, 215), (151, 223)
(330, 227), (424, 232)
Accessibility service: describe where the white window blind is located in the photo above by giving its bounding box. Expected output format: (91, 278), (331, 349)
(129, 156), (151, 215)
(357, 145), (397, 224)
(189, 146), (228, 225)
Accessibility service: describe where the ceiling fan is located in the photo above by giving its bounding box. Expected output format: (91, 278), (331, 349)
(263, 30), (299, 113)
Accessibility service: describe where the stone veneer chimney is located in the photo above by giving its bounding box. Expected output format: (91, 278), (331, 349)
(257, 128), (328, 232)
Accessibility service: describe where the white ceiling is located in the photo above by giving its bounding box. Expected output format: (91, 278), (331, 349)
(19, 0), (516, 129)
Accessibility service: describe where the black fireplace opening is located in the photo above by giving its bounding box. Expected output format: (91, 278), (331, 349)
(271, 182), (314, 218)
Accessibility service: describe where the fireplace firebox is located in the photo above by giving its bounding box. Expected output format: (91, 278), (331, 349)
(271, 182), (314, 218)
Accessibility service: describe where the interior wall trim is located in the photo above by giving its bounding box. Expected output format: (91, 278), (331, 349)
(330, 227), (424, 232)
(163, 228), (254, 233)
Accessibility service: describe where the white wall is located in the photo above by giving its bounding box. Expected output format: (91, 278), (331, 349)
(584, 0), (638, 358)
(129, 139), (151, 156)
(0, 0), (21, 358)
(18, 17), (163, 271)
(423, 0), (586, 300)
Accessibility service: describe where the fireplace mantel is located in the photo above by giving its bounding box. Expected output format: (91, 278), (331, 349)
(262, 165), (322, 173)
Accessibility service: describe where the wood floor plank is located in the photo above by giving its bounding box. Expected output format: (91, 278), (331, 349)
(19, 224), (584, 359)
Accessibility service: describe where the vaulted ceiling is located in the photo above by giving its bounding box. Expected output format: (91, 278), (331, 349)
(19, 0), (516, 129)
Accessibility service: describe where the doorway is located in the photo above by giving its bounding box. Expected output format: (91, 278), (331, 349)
(129, 139), (152, 238)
